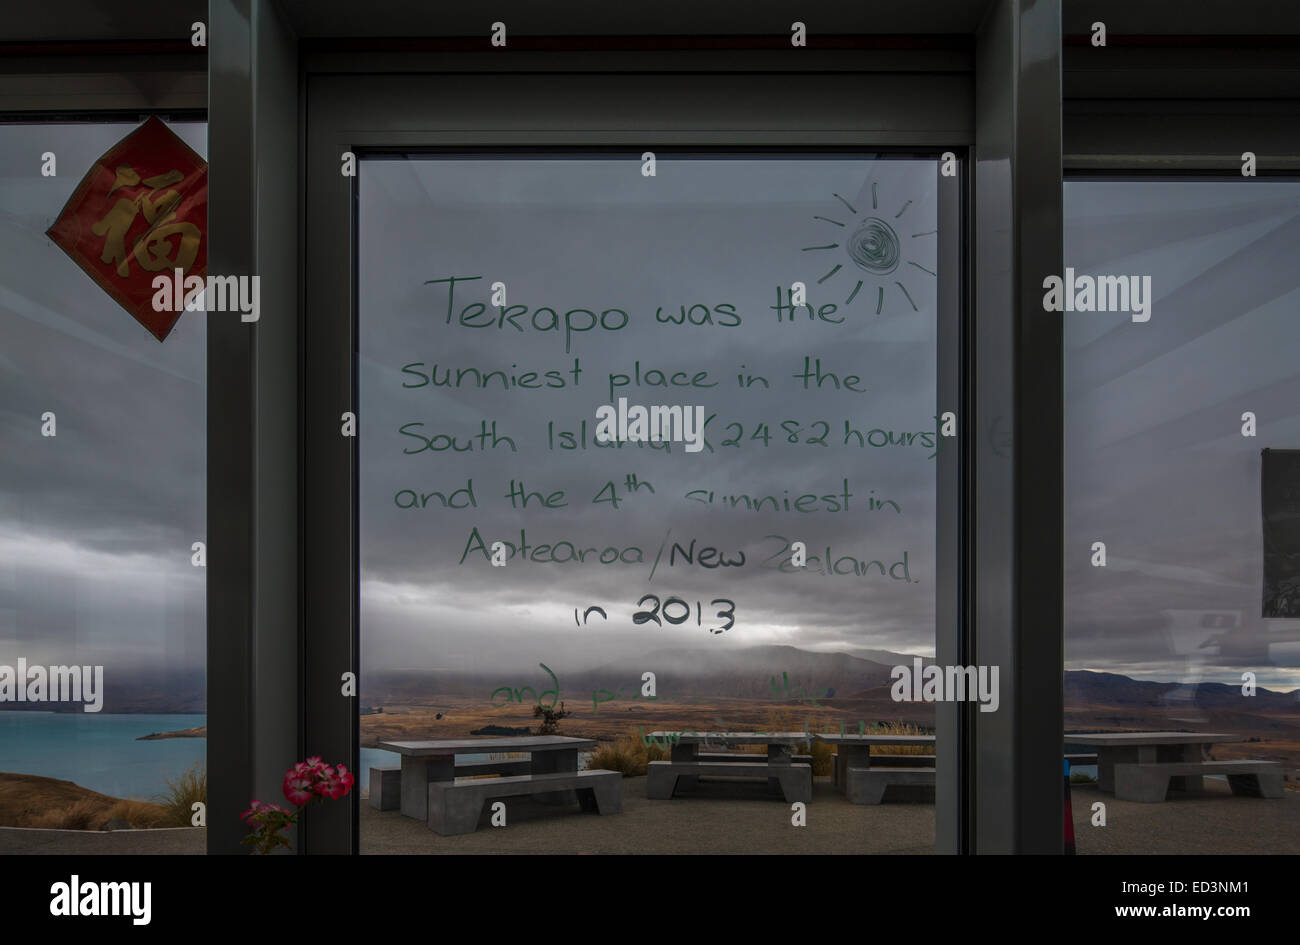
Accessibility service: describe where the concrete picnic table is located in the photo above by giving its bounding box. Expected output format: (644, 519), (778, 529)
(650, 731), (811, 763)
(1065, 732), (1244, 793)
(645, 731), (814, 802)
(814, 733), (936, 798)
(377, 735), (596, 820)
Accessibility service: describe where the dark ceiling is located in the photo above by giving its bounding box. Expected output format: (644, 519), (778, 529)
(3, 0), (1299, 44)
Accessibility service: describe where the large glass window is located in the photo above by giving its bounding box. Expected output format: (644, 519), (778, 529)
(357, 153), (950, 852)
(0, 122), (206, 849)
(1064, 179), (1300, 853)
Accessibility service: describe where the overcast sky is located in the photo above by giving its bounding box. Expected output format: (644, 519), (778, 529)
(0, 123), (206, 676)
(1063, 180), (1300, 688)
(3, 129), (1299, 695)
(358, 156), (941, 677)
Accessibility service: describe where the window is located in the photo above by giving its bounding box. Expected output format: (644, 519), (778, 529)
(356, 152), (951, 851)
(0, 121), (207, 845)
(1064, 178), (1300, 851)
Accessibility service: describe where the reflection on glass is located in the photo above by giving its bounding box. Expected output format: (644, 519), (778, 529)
(358, 155), (945, 852)
(1064, 180), (1300, 852)
(0, 123), (207, 847)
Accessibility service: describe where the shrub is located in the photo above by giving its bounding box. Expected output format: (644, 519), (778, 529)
(156, 762), (207, 827)
(868, 721), (935, 757)
(587, 733), (670, 777)
(533, 701), (570, 735)
(105, 799), (172, 828)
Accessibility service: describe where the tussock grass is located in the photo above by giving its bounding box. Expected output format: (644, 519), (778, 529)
(21, 797), (171, 830)
(106, 799), (172, 827)
(587, 733), (671, 777)
(22, 797), (104, 830)
(867, 721), (935, 757)
(155, 762), (207, 827)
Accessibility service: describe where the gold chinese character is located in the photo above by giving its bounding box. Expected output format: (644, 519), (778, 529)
(89, 165), (198, 277)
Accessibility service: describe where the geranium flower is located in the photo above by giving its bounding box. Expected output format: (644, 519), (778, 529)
(241, 799), (289, 827)
(335, 765), (355, 794)
(246, 758), (353, 854)
(282, 772), (314, 806)
(316, 764), (355, 800)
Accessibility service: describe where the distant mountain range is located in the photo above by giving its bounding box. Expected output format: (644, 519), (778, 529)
(2, 648), (1293, 714)
(0, 670), (205, 715)
(360, 644), (1299, 708)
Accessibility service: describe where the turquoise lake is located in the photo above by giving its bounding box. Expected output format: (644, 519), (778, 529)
(0, 712), (208, 800)
(0, 713), (587, 801)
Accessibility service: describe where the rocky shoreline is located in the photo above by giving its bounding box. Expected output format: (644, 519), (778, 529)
(137, 725), (207, 740)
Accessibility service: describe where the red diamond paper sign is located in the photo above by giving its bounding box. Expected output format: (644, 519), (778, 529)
(46, 116), (208, 342)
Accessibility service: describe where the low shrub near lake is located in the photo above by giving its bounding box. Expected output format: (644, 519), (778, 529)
(157, 762), (207, 826)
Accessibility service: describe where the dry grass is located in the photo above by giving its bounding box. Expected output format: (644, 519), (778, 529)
(4, 763), (204, 830)
(721, 710), (834, 776)
(21, 797), (103, 830)
(586, 733), (671, 777)
(21, 796), (172, 830)
(868, 721), (936, 757)
(155, 762), (206, 827)
(669, 712), (937, 776)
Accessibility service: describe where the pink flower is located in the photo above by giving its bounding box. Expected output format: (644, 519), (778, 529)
(282, 772), (314, 806)
(316, 764), (355, 800)
(239, 800), (265, 824)
(241, 799), (289, 826)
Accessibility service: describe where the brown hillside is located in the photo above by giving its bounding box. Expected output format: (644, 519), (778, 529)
(0, 772), (171, 829)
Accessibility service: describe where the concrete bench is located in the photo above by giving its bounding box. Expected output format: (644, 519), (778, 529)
(1113, 760), (1283, 803)
(369, 766), (401, 810)
(647, 761), (812, 803)
(369, 759), (533, 811)
(426, 769), (622, 835)
(844, 766), (936, 805)
(698, 752), (814, 767)
(832, 753), (934, 786)
(456, 759), (532, 778)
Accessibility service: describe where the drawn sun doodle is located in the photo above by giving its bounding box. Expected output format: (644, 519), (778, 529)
(802, 182), (936, 314)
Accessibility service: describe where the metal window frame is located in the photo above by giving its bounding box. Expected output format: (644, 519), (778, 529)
(300, 80), (972, 856)
(0, 51), (210, 855)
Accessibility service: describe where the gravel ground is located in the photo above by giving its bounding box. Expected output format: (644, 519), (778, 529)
(0, 825), (205, 854)
(3, 777), (1294, 854)
(1068, 781), (1300, 854)
(361, 776), (935, 854)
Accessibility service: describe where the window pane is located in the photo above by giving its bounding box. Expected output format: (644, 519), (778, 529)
(1065, 180), (1300, 852)
(358, 154), (948, 852)
(0, 122), (206, 849)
